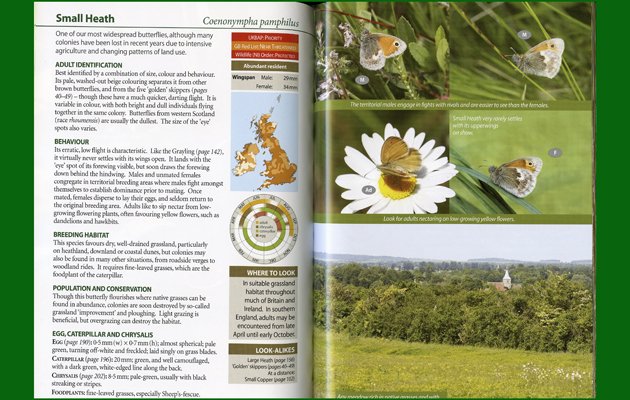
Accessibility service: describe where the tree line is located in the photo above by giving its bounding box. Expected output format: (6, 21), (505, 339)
(314, 263), (593, 353)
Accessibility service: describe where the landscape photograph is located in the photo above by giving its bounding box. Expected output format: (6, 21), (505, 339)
(313, 224), (594, 398)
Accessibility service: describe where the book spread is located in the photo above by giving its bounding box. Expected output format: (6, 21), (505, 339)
(34, 2), (595, 398)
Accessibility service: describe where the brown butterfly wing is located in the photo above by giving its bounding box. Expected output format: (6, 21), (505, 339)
(490, 158), (542, 198)
(372, 34), (407, 58)
(502, 157), (543, 175)
(396, 148), (421, 175)
(519, 39), (564, 79)
(527, 39), (564, 55)
(378, 137), (422, 177)
(360, 35), (386, 70)
(380, 137), (410, 164)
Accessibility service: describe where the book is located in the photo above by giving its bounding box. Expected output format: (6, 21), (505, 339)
(34, 1), (595, 398)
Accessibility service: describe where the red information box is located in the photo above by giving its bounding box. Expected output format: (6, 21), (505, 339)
(232, 32), (299, 43)
(231, 33), (299, 61)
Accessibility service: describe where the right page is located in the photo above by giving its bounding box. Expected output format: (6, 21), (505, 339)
(314, 2), (595, 398)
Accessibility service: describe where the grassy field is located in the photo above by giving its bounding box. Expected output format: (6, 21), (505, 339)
(314, 328), (593, 398)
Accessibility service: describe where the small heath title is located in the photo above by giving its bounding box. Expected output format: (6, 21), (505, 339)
(56, 14), (115, 23)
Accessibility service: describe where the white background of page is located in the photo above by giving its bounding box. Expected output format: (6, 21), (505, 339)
(34, 2), (314, 397)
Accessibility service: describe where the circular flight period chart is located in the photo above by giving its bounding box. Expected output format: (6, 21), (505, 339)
(230, 194), (298, 264)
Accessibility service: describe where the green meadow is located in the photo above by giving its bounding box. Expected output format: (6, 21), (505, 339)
(314, 328), (593, 398)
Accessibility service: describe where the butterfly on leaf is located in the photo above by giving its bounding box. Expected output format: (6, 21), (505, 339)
(359, 30), (407, 71)
(489, 157), (543, 198)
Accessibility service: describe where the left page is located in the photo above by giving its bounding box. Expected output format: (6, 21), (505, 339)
(34, 2), (313, 397)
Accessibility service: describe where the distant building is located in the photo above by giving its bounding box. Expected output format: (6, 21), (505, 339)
(488, 269), (520, 291)
(503, 270), (512, 289)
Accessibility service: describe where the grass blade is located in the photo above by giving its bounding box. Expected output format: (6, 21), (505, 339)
(455, 165), (542, 214)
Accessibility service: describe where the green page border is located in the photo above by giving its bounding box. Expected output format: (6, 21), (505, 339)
(19, 1), (621, 399)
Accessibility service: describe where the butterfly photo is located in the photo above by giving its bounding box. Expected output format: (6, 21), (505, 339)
(449, 110), (593, 215)
(512, 38), (565, 79)
(314, 109), (451, 215)
(314, 2), (450, 101)
(450, 2), (592, 100)
(489, 157), (543, 198)
(359, 30), (407, 71)
(377, 136), (422, 178)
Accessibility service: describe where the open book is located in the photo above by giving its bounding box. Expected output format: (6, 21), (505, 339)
(34, 1), (595, 398)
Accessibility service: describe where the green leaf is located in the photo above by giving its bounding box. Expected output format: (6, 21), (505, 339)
(450, 194), (484, 214)
(408, 42), (430, 68)
(334, 1), (367, 17)
(454, 173), (512, 214)
(396, 16), (416, 45)
(436, 38), (449, 73)
(455, 165), (542, 214)
(358, 10), (373, 23)
(361, 71), (395, 99)
(435, 25), (446, 44)
(353, 2), (368, 15)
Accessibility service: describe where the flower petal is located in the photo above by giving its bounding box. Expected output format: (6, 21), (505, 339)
(362, 133), (383, 166)
(413, 132), (427, 149)
(413, 192), (439, 213)
(403, 128), (416, 147)
(367, 197), (391, 214)
(423, 156), (449, 173)
(344, 146), (377, 177)
(318, 91), (332, 101)
(423, 146), (445, 164)
(340, 195), (382, 214)
(420, 186), (456, 202)
(341, 189), (370, 200)
(384, 123), (401, 139)
(413, 203), (427, 214)
(335, 173), (375, 190)
(420, 166), (458, 187)
(419, 139), (436, 158)
(383, 197), (414, 214)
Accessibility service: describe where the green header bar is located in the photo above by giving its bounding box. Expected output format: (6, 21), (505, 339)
(229, 343), (298, 355)
(229, 266), (298, 278)
(231, 60), (299, 73)
(314, 100), (593, 112)
(314, 213), (593, 225)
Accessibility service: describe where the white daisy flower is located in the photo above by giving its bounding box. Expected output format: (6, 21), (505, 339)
(335, 123), (458, 214)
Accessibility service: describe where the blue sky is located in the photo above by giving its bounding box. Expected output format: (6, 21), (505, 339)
(314, 224), (593, 262)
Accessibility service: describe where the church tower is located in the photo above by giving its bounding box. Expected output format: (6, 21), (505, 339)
(503, 270), (512, 290)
